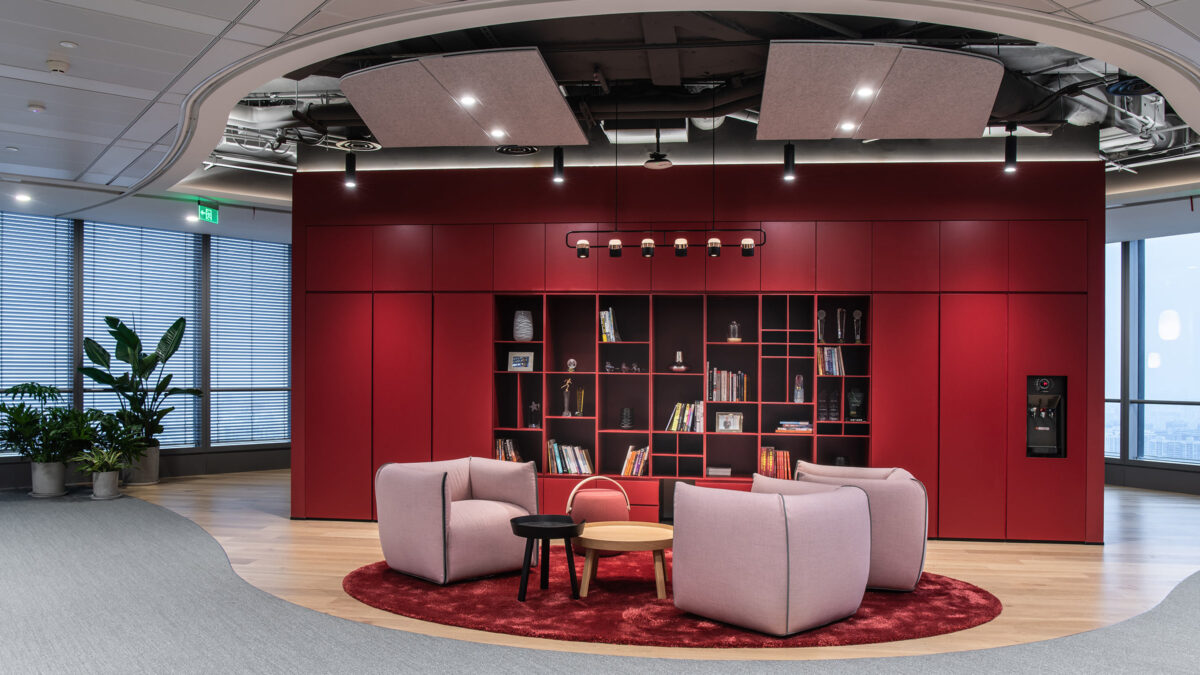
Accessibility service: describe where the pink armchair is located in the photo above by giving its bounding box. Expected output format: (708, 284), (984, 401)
(672, 482), (870, 636)
(755, 461), (928, 591)
(375, 457), (538, 584)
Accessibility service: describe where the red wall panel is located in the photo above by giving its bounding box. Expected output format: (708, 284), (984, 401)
(307, 226), (372, 291)
(305, 293), (373, 519)
(432, 294), (494, 461)
(706, 224), (761, 291)
(873, 221), (939, 291)
(872, 294), (940, 537)
(494, 223), (545, 291)
(651, 226), (706, 291)
(941, 221), (1007, 291)
(433, 225), (493, 291)
(373, 294), (432, 470)
(1008, 220), (1087, 292)
(598, 226), (651, 291)
(939, 294), (1007, 539)
(373, 225), (431, 291)
(1007, 294), (1087, 541)
(761, 221), (815, 291)
(546, 222), (600, 291)
(816, 222), (872, 291)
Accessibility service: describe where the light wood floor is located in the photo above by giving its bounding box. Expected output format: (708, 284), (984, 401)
(126, 471), (1200, 661)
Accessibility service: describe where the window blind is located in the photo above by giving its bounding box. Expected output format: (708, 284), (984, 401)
(0, 212), (73, 393)
(82, 221), (200, 448)
(210, 236), (290, 444)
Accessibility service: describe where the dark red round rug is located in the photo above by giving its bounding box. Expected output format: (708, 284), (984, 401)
(343, 552), (1001, 648)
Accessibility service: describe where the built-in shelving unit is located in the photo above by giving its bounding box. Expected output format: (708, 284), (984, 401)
(493, 293), (870, 482)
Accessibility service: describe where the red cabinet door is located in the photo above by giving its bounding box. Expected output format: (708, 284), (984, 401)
(706, 224), (761, 291)
(873, 221), (939, 291)
(373, 225), (431, 291)
(307, 226), (372, 291)
(941, 221), (1007, 291)
(598, 226), (651, 291)
(872, 294), (940, 537)
(374, 294), (432, 470)
(1007, 294), (1087, 541)
(433, 225), (493, 291)
(939, 294), (1007, 539)
(432, 293), (494, 461)
(545, 222), (599, 291)
(651, 226), (705, 291)
(761, 221), (815, 291)
(494, 223), (545, 291)
(1008, 220), (1087, 292)
(816, 222), (871, 291)
(304, 293), (373, 519)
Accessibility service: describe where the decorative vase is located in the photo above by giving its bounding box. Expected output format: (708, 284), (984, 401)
(91, 471), (121, 500)
(125, 443), (159, 486)
(30, 461), (67, 498)
(670, 350), (688, 373)
(513, 310), (534, 342)
(727, 320), (741, 343)
(619, 407), (634, 429)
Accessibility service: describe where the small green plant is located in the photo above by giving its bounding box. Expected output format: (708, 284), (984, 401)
(0, 383), (75, 463)
(71, 413), (141, 475)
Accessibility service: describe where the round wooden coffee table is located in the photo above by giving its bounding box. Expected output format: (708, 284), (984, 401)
(576, 521), (674, 599)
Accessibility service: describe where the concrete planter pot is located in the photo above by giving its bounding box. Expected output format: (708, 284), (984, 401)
(91, 471), (121, 500)
(125, 444), (159, 486)
(30, 461), (67, 498)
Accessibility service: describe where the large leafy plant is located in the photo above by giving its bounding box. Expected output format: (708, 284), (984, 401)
(0, 383), (73, 463)
(79, 317), (201, 449)
(71, 413), (139, 475)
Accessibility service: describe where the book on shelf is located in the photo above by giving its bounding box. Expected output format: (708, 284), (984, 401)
(774, 420), (813, 434)
(494, 438), (523, 462)
(665, 401), (705, 432)
(599, 307), (622, 342)
(705, 465), (732, 477)
(817, 346), (845, 376)
(706, 362), (750, 402)
(757, 447), (792, 480)
(620, 444), (649, 476)
(546, 438), (593, 475)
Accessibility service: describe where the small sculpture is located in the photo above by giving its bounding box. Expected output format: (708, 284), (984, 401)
(727, 320), (741, 343)
(670, 350), (688, 373)
(567, 358), (578, 373)
(619, 407), (634, 429)
(853, 310), (864, 343)
(631, 362), (641, 373)
(836, 308), (847, 343)
(526, 401), (540, 429)
(817, 309), (827, 342)
(604, 361), (616, 373)
(793, 374), (805, 404)
(621, 362), (630, 373)
(561, 378), (572, 417)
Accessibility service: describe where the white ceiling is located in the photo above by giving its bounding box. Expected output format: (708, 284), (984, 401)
(0, 0), (1197, 243)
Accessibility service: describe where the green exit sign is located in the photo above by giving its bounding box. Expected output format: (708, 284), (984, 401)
(197, 203), (219, 224)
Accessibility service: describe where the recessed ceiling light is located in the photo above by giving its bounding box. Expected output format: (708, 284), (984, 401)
(489, 128), (506, 140)
(185, 214), (199, 223)
(855, 87), (875, 98)
(839, 121), (857, 132)
(58, 40), (78, 49)
(14, 193), (32, 203)
(4, 146), (17, 152)
(28, 102), (46, 114)
(459, 95), (477, 107)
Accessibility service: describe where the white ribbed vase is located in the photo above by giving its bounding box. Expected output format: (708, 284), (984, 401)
(513, 311), (534, 342)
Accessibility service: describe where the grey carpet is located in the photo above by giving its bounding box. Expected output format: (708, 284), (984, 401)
(1, 490), (1197, 674)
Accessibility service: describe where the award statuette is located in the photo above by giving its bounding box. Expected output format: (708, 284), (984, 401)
(847, 387), (866, 422)
(793, 374), (805, 403)
(853, 310), (863, 343)
(527, 401), (540, 429)
(836, 308), (847, 343)
(561, 378), (572, 417)
(817, 310), (827, 343)
(567, 358), (578, 373)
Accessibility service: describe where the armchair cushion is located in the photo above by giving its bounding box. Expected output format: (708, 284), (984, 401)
(447, 499), (530, 582)
(468, 457), (538, 516)
(376, 464), (451, 584)
(795, 459), (906, 481)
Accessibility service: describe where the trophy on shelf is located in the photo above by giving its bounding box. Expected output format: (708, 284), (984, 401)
(853, 309), (864, 343)
(727, 320), (742, 343)
(561, 378), (572, 417)
(575, 387), (585, 416)
(836, 308), (847, 343)
(847, 388), (866, 422)
(567, 358), (578, 373)
(818, 391), (829, 421)
(817, 310), (827, 343)
(793, 374), (805, 403)
(526, 401), (540, 429)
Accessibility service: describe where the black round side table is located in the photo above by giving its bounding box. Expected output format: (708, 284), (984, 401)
(509, 515), (585, 601)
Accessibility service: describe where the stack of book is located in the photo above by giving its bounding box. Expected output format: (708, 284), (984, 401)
(599, 307), (621, 342)
(757, 447), (792, 479)
(774, 420), (813, 434)
(817, 346), (845, 376)
(546, 438), (593, 475)
(620, 445), (649, 476)
(665, 401), (704, 432)
(494, 438), (523, 462)
(707, 364), (750, 402)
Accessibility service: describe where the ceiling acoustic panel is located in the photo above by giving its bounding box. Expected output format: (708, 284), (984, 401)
(340, 48), (587, 148)
(757, 41), (1004, 141)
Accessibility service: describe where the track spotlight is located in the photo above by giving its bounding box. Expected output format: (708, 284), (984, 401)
(783, 143), (795, 182)
(553, 146), (564, 183)
(344, 153), (357, 188)
(741, 238), (755, 257)
(707, 237), (721, 257)
(641, 238), (655, 258)
(576, 240), (590, 258)
(674, 238), (688, 257)
(609, 238), (622, 257)
(1004, 122), (1017, 174)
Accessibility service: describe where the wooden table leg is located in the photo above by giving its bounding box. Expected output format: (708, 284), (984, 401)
(517, 538), (535, 602)
(564, 539), (579, 599)
(580, 549), (597, 598)
(653, 549), (667, 600)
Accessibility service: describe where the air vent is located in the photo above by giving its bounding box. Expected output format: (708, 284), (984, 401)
(495, 145), (540, 156)
(334, 139), (382, 151)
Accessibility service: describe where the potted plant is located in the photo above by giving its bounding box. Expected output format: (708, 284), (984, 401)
(72, 413), (140, 500)
(79, 316), (201, 485)
(0, 383), (77, 497)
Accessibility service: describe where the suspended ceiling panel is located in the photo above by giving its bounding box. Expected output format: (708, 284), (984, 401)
(757, 41), (1004, 140)
(340, 48), (588, 148)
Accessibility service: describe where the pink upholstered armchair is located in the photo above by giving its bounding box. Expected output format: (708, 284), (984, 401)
(672, 482), (870, 636)
(755, 461), (928, 591)
(375, 457), (538, 584)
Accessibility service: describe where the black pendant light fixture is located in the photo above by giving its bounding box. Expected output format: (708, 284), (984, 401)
(344, 152), (357, 188)
(783, 142), (796, 182)
(553, 146), (564, 183)
(1004, 123), (1017, 174)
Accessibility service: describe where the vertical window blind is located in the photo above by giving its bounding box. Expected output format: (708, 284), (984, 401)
(210, 236), (291, 444)
(0, 212), (73, 392)
(82, 221), (201, 448)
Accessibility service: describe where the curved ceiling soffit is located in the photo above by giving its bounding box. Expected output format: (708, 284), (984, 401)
(61, 0), (1200, 217)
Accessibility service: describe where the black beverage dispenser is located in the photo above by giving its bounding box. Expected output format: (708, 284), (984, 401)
(1027, 376), (1066, 458)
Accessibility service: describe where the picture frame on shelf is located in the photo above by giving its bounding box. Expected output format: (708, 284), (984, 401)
(715, 412), (743, 433)
(507, 351), (535, 372)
